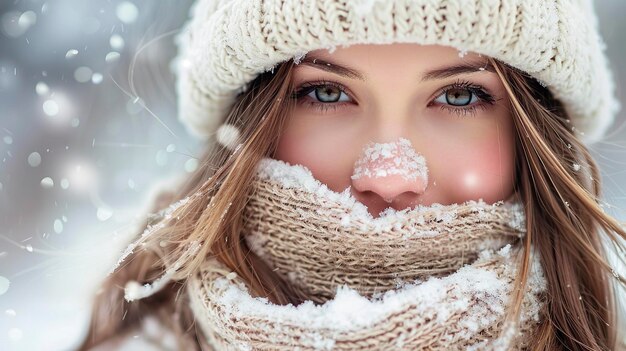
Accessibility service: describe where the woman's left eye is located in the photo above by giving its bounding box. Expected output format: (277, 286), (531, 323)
(433, 87), (479, 106)
(429, 82), (496, 118)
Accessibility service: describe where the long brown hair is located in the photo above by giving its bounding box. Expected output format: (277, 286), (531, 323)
(77, 57), (626, 351)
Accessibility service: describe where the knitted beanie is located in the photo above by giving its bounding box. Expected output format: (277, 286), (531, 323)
(175, 0), (620, 144)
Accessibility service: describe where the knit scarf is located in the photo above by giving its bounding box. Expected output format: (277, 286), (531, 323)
(187, 158), (547, 350)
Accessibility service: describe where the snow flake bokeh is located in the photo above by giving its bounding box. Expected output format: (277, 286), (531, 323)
(0, 1), (198, 350)
(0, 1), (626, 351)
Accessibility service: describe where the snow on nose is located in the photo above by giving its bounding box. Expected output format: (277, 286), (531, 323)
(351, 138), (428, 203)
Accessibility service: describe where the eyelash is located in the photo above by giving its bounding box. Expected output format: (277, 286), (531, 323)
(291, 79), (497, 117)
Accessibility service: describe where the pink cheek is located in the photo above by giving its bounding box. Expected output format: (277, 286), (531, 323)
(432, 142), (515, 204)
(275, 134), (353, 192)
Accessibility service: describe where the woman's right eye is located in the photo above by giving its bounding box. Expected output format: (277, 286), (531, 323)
(292, 81), (354, 113)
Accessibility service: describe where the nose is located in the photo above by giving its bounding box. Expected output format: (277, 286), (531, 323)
(352, 174), (428, 203)
(351, 138), (428, 204)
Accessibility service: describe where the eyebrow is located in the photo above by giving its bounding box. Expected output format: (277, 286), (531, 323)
(299, 57), (365, 80)
(298, 56), (496, 82)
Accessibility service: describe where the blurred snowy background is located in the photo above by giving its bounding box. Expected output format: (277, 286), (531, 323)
(0, 1), (625, 350)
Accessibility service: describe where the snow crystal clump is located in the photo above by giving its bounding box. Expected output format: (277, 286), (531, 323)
(352, 0), (386, 17)
(292, 51), (307, 65)
(215, 249), (509, 334)
(245, 232), (269, 258)
(351, 138), (428, 182)
(124, 240), (201, 301)
(65, 49), (78, 59)
(503, 201), (526, 232)
(108, 195), (194, 276)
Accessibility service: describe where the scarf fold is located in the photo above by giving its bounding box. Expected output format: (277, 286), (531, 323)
(186, 158), (548, 350)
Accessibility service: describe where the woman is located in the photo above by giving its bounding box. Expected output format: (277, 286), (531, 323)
(79, 0), (626, 350)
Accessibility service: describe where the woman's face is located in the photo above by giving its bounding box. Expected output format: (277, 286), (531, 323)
(274, 44), (515, 217)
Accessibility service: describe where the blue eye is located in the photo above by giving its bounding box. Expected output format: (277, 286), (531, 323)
(294, 82), (351, 103)
(433, 87), (479, 106)
(430, 81), (496, 118)
(292, 81), (353, 113)
(307, 85), (351, 103)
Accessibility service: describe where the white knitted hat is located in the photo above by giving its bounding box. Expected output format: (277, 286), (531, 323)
(175, 0), (620, 144)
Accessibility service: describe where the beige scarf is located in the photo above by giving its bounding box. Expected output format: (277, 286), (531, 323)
(185, 158), (548, 350)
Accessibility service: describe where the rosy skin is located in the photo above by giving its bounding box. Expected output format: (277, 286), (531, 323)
(274, 44), (516, 217)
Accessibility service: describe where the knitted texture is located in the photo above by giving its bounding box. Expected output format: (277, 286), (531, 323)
(176, 0), (620, 144)
(186, 167), (547, 350)
(242, 177), (526, 304)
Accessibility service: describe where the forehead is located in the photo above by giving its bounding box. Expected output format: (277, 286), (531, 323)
(295, 44), (495, 83)
(303, 43), (488, 71)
